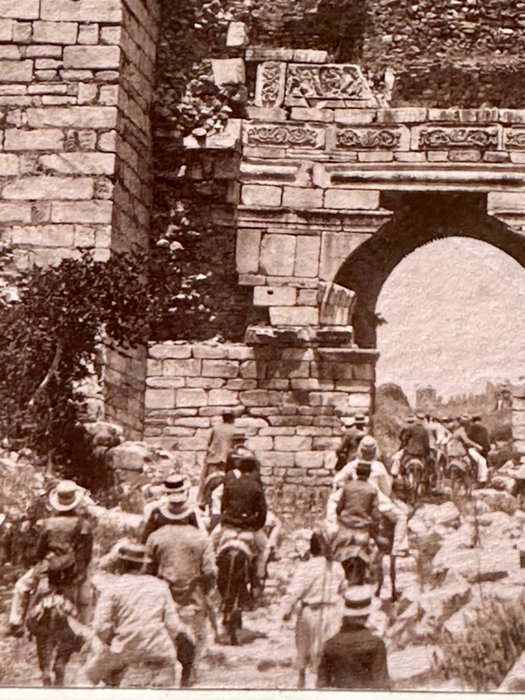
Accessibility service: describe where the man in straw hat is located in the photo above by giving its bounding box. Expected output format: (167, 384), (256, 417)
(317, 585), (390, 689)
(76, 542), (195, 688)
(146, 483), (217, 685)
(335, 414), (368, 472)
(281, 529), (346, 688)
(7, 479), (93, 637)
(331, 437), (409, 558)
(141, 473), (206, 542)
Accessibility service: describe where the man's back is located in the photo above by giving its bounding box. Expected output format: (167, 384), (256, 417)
(401, 424), (430, 457)
(337, 481), (378, 530)
(146, 523), (215, 591)
(207, 422), (236, 464)
(466, 423), (490, 454)
(221, 470), (267, 531)
(93, 574), (182, 660)
(318, 626), (390, 689)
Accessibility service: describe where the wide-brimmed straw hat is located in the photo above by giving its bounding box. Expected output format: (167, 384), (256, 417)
(49, 480), (83, 512)
(343, 585), (373, 617)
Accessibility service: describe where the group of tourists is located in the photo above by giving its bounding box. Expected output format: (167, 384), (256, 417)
(0, 407), (504, 688)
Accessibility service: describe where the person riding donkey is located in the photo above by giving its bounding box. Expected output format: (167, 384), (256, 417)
(212, 448), (269, 599)
(7, 480), (94, 637)
(330, 436), (410, 558)
(391, 413), (433, 482)
(334, 414), (368, 473)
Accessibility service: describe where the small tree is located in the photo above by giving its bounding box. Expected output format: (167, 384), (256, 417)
(0, 248), (161, 467)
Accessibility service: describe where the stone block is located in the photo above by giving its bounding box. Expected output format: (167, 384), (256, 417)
(282, 187), (323, 209)
(320, 231), (367, 281)
(253, 285), (296, 306)
(226, 21), (247, 48)
(274, 435), (312, 451)
(259, 234), (295, 276)
(202, 360), (239, 378)
(246, 436), (273, 451)
(297, 289), (318, 305)
(245, 107), (286, 122)
(176, 389), (208, 407)
(294, 235), (320, 278)
(258, 451), (295, 468)
(0, 202), (31, 222)
(270, 306), (319, 326)
(324, 189), (380, 210)
(39, 153), (115, 175)
(448, 150), (482, 163)
(236, 228), (261, 274)
(51, 200), (112, 224)
(211, 58), (245, 86)
(0, 18), (12, 40)
(63, 45), (120, 69)
(77, 23), (99, 44)
(192, 345), (227, 359)
(0, 154), (19, 176)
(241, 184), (281, 207)
(487, 192), (525, 213)
(334, 109), (376, 125)
(290, 107), (334, 122)
(149, 344), (192, 360)
(40, 0), (122, 22)
(208, 389), (238, 406)
(239, 389), (281, 407)
(163, 359), (201, 377)
(0, 0), (38, 18)
(3, 176), (94, 200)
(0, 60), (32, 83)
(145, 389), (175, 409)
(33, 21), (78, 44)
(292, 49), (328, 63)
(357, 151), (394, 162)
(98, 130), (117, 152)
(347, 392), (371, 408)
(295, 451), (325, 468)
(27, 107), (117, 129)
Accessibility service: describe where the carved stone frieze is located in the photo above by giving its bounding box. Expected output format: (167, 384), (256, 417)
(286, 64), (375, 103)
(246, 124), (321, 148)
(255, 61), (286, 108)
(505, 130), (525, 150)
(336, 128), (401, 150)
(419, 127), (499, 150)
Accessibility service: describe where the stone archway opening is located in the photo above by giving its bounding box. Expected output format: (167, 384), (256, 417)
(333, 191), (525, 457)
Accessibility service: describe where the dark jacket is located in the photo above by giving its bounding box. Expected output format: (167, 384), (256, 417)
(36, 513), (93, 580)
(221, 470), (267, 531)
(335, 427), (366, 471)
(336, 480), (380, 530)
(466, 423), (490, 455)
(400, 424), (430, 458)
(317, 621), (391, 689)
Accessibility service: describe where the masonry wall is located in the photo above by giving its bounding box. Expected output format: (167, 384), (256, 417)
(104, 341), (147, 439)
(143, 340), (375, 507)
(513, 383), (525, 461)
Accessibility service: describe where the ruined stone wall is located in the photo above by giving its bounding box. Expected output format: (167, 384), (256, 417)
(143, 339), (375, 506)
(513, 383), (525, 461)
(104, 342), (148, 440)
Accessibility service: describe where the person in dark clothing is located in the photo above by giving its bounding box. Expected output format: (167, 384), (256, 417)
(465, 415), (491, 457)
(335, 414), (367, 472)
(336, 462), (380, 531)
(212, 448), (268, 595)
(317, 586), (391, 689)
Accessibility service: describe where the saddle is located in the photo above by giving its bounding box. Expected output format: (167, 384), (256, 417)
(217, 527), (256, 560)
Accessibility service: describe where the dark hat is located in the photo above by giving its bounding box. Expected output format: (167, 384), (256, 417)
(163, 473), (189, 504)
(354, 414), (367, 424)
(406, 414), (416, 424)
(343, 585), (372, 617)
(117, 543), (152, 565)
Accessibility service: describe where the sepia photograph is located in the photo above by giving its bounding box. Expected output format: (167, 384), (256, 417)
(0, 0), (525, 693)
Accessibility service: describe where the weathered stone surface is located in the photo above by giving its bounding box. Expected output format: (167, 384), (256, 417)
(63, 45), (121, 69)
(236, 229), (261, 275)
(241, 184), (281, 207)
(33, 20), (78, 44)
(4, 176), (94, 200)
(211, 58), (245, 86)
(226, 21), (247, 48)
(254, 285), (296, 307)
(259, 234), (296, 276)
(269, 306), (319, 326)
(4, 128), (64, 151)
(324, 189), (380, 210)
(0, 0), (39, 18)
(51, 201), (112, 224)
(27, 107), (117, 129)
(40, 0), (122, 22)
(499, 651), (525, 692)
(0, 60), (32, 82)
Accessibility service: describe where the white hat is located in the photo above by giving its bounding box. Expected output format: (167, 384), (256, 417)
(49, 480), (83, 512)
(343, 585), (373, 617)
(163, 474), (189, 504)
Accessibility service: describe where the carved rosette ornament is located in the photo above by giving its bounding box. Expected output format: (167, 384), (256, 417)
(255, 61), (286, 108)
(419, 128), (499, 150)
(505, 130), (525, 150)
(286, 64), (375, 103)
(247, 124), (320, 148)
(336, 129), (401, 149)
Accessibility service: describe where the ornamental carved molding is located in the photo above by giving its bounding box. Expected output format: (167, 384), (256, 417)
(246, 124), (320, 148)
(286, 64), (374, 101)
(336, 128), (401, 149)
(505, 130), (525, 150)
(255, 61), (286, 108)
(419, 127), (499, 150)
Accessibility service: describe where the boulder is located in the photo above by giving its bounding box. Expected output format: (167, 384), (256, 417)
(490, 475), (516, 493)
(82, 421), (123, 448)
(498, 651), (525, 691)
(108, 442), (161, 473)
(419, 577), (471, 624)
(443, 600), (481, 638)
(473, 488), (517, 515)
(433, 545), (518, 583)
(388, 645), (442, 686)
